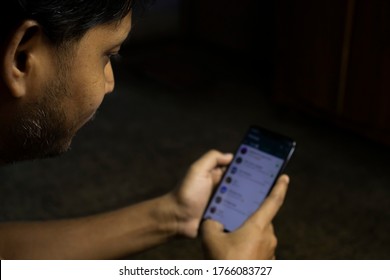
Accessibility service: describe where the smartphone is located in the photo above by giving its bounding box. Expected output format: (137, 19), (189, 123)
(203, 125), (296, 232)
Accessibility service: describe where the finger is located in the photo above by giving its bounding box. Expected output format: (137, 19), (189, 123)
(210, 166), (226, 185)
(247, 175), (289, 227)
(191, 150), (233, 173)
(201, 219), (225, 242)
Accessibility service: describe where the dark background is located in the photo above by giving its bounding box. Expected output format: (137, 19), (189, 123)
(1, 0), (389, 259)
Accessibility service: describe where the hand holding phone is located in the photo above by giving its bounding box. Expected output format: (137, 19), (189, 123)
(202, 125), (296, 232)
(202, 174), (290, 259)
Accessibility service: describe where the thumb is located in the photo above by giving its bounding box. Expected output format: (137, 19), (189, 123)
(201, 219), (225, 241)
(201, 220), (225, 260)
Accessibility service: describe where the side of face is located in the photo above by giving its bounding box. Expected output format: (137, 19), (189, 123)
(0, 13), (132, 163)
(60, 12), (132, 131)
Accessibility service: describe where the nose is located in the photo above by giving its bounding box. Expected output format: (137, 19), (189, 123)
(104, 62), (115, 94)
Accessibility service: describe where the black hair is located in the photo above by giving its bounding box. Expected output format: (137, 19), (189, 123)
(1, 0), (149, 46)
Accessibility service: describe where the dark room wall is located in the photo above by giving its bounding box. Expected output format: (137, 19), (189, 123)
(274, 0), (390, 146)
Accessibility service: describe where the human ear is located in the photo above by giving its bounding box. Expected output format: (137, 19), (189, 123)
(1, 20), (47, 98)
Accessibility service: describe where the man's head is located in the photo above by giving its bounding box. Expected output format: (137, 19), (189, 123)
(0, 0), (141, 163)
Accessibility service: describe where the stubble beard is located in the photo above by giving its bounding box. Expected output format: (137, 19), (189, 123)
(0, 76), (77, 163)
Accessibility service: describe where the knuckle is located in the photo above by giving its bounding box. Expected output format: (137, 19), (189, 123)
(208, 149), (219, 157)
(189, 163), (200, 174)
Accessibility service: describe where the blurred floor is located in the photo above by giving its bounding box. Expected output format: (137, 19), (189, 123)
(0, 42), (389, 259)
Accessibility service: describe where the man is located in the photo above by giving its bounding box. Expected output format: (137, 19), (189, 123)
(0, 0), (289, 259)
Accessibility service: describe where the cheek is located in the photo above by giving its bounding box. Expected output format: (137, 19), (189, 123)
(60, 73), (105, 130)
(71, 67), (107, 109)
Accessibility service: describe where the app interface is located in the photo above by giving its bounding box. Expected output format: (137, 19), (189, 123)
(204, 127), (292, 232)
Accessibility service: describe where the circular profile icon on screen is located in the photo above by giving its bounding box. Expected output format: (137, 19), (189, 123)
(240, 147), (247, 154)
(220, 186), (228, 194)
(225, 177), (232, 183)
(210, 207), (217, 214)
(231, 166), (237, 174)
(236, 157), (243, 164)
(215, 196), (222, 204)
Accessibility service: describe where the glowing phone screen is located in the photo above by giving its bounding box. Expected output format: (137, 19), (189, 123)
(203, 126), (295, 232)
